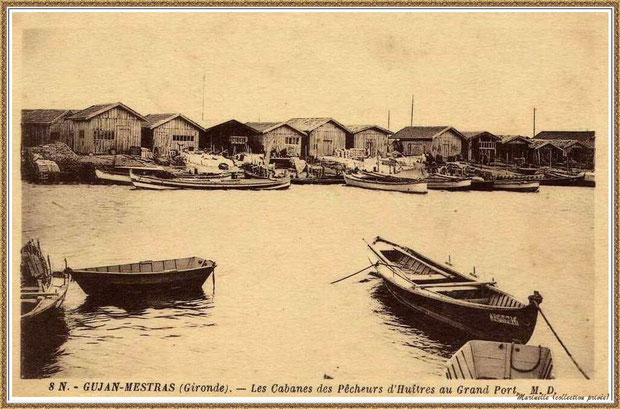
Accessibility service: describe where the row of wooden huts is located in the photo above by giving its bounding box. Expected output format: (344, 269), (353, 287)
(21, 102), (595, 168)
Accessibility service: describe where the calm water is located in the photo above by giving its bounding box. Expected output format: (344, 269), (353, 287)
(20, 183), (595, 382)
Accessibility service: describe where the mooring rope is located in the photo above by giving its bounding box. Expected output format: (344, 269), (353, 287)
(329, 264), (375, 284)
(538, 306), (590, 380)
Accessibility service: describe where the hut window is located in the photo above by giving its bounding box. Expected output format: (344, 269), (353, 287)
(173, 135), (194, 142)
(79, 130), (85, 139)
(285, 137), (300, 145)
(94, 129), (114, 140)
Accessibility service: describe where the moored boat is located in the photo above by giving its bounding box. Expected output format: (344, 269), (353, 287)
(344, 172), (427, 194)
(130, 169), (291, 190)
(95, 166), (166, 185)
(68, 256), (216, 296)
(494, 179), (540, 192)
(21, 240), (70, 322)
(366, 236), (542, 343)
(445, 340), (554, 379)
(470, 176), (494, 191)
(425, 174), (472, 191)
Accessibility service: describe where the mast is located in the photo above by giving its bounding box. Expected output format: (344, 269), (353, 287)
(387, 110), (391, 130)
(532, 107), (536, 138)
(201, 73), (206, 121)
(410, 94), (414, 126)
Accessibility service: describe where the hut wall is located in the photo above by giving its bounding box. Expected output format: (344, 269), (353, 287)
(352, 129), (389, 157)
(471, 135), (497, 163)
(400, 140), (432, 156)
(72, 107), (142, 154)
(152, 118), (200, 155)
(21, 124), (49, 147)
(430, 130), (463, 159)
(260, 126), (303, 157)
(309, 122), (346, 157)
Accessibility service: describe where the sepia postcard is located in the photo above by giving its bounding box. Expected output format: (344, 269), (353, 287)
(2, 4), (617, 407)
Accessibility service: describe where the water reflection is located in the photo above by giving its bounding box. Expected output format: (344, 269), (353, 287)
(21, 310), (70, 379)
(370, 283), (467, 359)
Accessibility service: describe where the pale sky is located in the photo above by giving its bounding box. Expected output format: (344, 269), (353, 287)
(12, 11), (610, 136)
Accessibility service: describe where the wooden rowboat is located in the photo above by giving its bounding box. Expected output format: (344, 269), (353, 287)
(291, 176), (344, 185)
(344, 172), (427, 194)
(68, 257), (216, 296)
(21, 240), (70, 322)
(95, 167), (165, 185)
(425, 174), (472, 191)
(445, 340), (554, 379)
(130, 169), (290, 190)
(366, 237), (542, 344)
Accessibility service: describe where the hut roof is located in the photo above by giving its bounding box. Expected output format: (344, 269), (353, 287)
(461, 131), (501, 141)
(245, 122), (306, 136)
(346, 125), (392, 135)
(497, 135), (532, 145)
(534, 130), (595, 142)
(22, 109), (73, 124)
(529, 139), (564, 151)
(390, 126), (464, 141)
(285, 118), (349, 133)
(143, 113), (205, 131)
(538, 139), (594, 150)
(68, 102), (146, 122)
(203, 119), (261, 136)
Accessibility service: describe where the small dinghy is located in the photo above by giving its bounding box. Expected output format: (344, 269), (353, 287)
(21, 240), (70, 322)
(366, 237), (542, 343)
(130, 169), (290, 190)
(344, 172), (427, 194)
(68, 257), (216, 296)
(445, 340), (554, 379)
(494, 179), (540, 192)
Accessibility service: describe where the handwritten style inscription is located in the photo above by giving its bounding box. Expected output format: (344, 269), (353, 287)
(489, 313), (520, 326)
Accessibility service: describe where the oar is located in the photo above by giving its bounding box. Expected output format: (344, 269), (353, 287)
(329, 264), (375, 285)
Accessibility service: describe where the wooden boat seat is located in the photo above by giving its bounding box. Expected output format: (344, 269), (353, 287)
(21, 286), (40, 292)
(418, 281), (493, 289)
(428, 285), (481, 293)
(403, 273), (446, 282)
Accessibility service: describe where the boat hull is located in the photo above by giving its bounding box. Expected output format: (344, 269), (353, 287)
(70, 265), (215, 296)
(470, 180), (494, 191)
(381, 277), (538, 343)
(95, 169), (132, 185)
(344, 173), (427, 194)
(131, 172), (291, 191)
(494, 180), (540, 192)
(426, 178), (472, 191)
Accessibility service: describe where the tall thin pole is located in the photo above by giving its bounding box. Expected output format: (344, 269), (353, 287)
(387, 110), (391, 130)
(410, 94), (414, 126)
(201, 73), (206, 121)
(533, 107), (536, 138)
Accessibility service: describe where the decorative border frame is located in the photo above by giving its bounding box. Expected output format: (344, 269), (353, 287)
(1, 2), (617, 407)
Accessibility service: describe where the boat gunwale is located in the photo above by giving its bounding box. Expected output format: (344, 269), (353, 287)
(131, 171), (290, 188)
(370, 237), (529, 311)
(345, 173), (427, 186)
(72, 257), (215, 275)
(21, 276), (70, 320)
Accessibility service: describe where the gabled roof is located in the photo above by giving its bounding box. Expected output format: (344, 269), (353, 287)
(22, 109), (74, 124)
(203, 119), (261, 135)
(346, 124), (392, 135)
(143, 113), (205, 132)
(390, 126), (465, 141)
(68, 102), (146, 121)
(245, 121), (306, 136)
(497, 135), (532, 145)
(285, 118), (349, 134)
(534, 130), (595, 142)
(529, 139), (564, 150)
(461, 131), (501, 141)
(538, 139), (594, 150)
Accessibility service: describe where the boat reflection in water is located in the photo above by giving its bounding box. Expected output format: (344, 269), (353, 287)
(76, 287), (213, 316)
(21, 309), (70, 379)
(370, 283), (468, 360)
